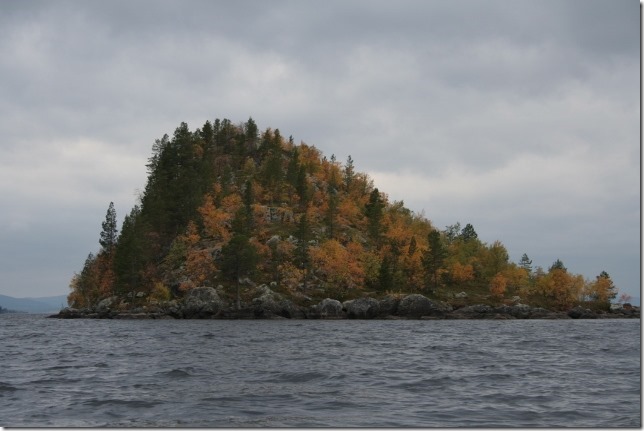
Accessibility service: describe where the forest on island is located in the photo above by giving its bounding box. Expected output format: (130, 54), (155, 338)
(68, 118), (623, 313)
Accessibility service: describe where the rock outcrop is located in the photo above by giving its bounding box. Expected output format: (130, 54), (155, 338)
(56, 307), (84, 318)
(396, 294), (452, 319)
(181, 286), (226, 318)
(50, 290), (640, 320)
(251, 285), (304, 319)
(450, 304), (569, 319)
(311, 298), (345, 319)
(377, 295), (401, 317)
(344, 297), (381, 319)
(567, 306), (597, 319)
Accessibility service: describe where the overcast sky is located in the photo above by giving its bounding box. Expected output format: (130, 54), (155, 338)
(0, 0), (639, 303)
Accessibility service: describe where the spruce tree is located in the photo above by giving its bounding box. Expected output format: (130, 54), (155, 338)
(221, 233), (258, 310)
(443, 222), (461, 245)
(423, 230), (447, 290)
(113, 205), (143, 294)
(378, 253), (394, 291)
(286, 147), (300, 187)
(549, 259), (567, 272)
(365, 188), (384, 242)
(99, 202), (118, 254)
(343, 155), (355, 190)
(459, 223), (478, 242)
(519, 253), (533, 274)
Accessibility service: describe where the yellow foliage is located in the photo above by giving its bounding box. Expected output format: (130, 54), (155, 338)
(337, 196), (362, 227)
(150, 282), (172, 302)
(450, 261), (475, 283)
(502, 266), (530, 290)
(310, 239), (365, 290)
(384, 215), (412, 248)
(535, 269), (584, 310)
(183, 221), (200, 247)
(584, 275), (616, 305)
(198, 194), (242, 243)
(67, 275), (87, 308)
(278, 261), (305, 292)
(489, 273), (507, 298)
(185, 248), (215, 286)
(361, 249), (381, 288)
(402, 251), (425, 290)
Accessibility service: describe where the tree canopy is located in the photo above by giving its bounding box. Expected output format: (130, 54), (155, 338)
(68, 118), (623, 312)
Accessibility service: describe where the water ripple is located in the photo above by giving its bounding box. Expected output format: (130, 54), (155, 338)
(0, 315), (639, 427)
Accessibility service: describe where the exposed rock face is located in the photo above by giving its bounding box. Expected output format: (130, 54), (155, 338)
(451, 304), (569, 319)
(609, 304), (641, 318)
(493, 304), (532, 319)
(259, 205), (295, 224)
(525, 307), (567, 319)
(313, 298), (344, 318)
(96, 296), (118, 311)
(397, 294), (452, 318)
(251, 285), (304, 318)
(568, 306), (598, 319)
(156, 300), (182, 319)
(377, 295), (401, 317)
(451, 304), (494, 318)
(181, 286), (226, 318)
(344, 297), (380, 319)
(50, 289), (639, 320)
(55, 307), (84, 318)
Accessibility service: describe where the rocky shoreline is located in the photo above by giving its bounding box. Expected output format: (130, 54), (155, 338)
(50, 286), (640, 321)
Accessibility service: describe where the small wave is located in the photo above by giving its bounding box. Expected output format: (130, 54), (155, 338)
(159, 368), (193, 378)
(45, 364), (83, 371)
(0, 382), (18, 392)
(44, 362), (108, 371)
(390, 375), (463, 392)
(30, 377), (83, 385)
(83, 398), (159, 408)
(15, 332), (45, 340)
(265, 371), (327, 383)
(314, 398), (360, 411)
(200, 395), (240, 403)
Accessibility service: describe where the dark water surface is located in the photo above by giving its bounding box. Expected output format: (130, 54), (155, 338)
(0, 314), (640, 427)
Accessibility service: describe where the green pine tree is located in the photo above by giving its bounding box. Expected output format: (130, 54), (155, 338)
(423, 230), (447, 290)
(221, 234), (258, 310)
(99, 202), (118, 254)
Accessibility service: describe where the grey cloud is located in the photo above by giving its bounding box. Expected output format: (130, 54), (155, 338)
(0, 0), (638, 300)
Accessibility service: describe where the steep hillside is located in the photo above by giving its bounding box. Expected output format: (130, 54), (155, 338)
(67, 118), (620, 313)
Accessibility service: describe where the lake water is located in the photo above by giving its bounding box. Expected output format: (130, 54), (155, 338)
(0, 314), (640, 427)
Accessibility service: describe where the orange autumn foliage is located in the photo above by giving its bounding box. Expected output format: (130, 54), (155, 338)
(449, 261), (475, 283)
(310, 239), (365, 291)
(199, 194), (242, 243)
(489, 273), (507, 298)
(70, 118), (624, 312)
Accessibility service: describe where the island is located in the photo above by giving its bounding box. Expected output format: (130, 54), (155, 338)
(52, 118), (639, 320)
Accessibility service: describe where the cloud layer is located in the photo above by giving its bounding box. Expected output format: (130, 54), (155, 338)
(0, 0), (639, 300)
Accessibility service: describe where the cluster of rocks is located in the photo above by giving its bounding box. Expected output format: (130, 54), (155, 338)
(51, 286), (640, 320)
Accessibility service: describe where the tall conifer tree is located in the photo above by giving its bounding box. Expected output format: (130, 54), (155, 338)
(423, 230), (447, 290)
(99, 202), (118, 254)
